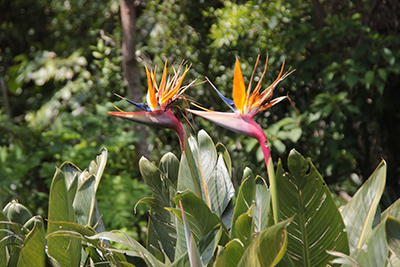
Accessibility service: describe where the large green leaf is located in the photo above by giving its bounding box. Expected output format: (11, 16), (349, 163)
(59, 161), (80, 202)
(347, 217), (388, 267)
(179, 200), (202, 267)
(212, 246), (225, 267)
(382, 198), (400, 221)
(216, 143), (232, 178)
(47, 167), (81, 267)
(168, 190), (228, 262)
(75, 148), (108, 231)
(169, 191), (227, 243)
(327, 251), (363, 267)
(16, 216), (45, 267)
(85, 231), (166, 267)
(139, 197), (177, 262)
(0, 211), (9, 265)
(231, 168), (255, 238)
(0, 214), (24, 266)
(252, 176), (270, 233)
(386, 216), (400, 260)
(237, 218), (292, 267)
(276, 149), (349, 267)
(73, 174), (96, 227)
(341, 160), (386, 252)
(178, 130), (234, 219)
(46, 221), (126, 265)
(233, 211), (253, 249)
(88, 147), (108, 194)
(140, 156), (177, 207)
(225, 239), (245, 267)
(171, 226), (223, 267)
(159, 152), (180, 186)
(197, 226), (223, 266)
(138, 154), (178, 262)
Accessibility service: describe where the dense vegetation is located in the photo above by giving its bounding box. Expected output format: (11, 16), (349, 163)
(1, 0), (400, 246)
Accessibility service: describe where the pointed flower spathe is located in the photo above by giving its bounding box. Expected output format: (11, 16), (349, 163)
(107, 62), (194, 150)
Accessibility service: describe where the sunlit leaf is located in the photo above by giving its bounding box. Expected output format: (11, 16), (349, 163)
(237, 218), (292, 267)
(341, 160), (386, 252)
(47, 168), (81, 267)
(276, 149), (349, 267)
(348, 218), (388, 267)
(16, 216), (45, 267)
(225, 239), (245, 267)
(386, 216), (400, 260)
(179, 200), (202, 267)
(138, 156), (178, 262)
(178, 130), (234, 220)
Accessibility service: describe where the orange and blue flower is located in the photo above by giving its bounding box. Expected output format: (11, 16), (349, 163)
(107, 62), (194, 150)
(188, 54), (295, 161)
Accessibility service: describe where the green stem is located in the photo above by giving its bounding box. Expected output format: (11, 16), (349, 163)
(261, 142), (280, 224)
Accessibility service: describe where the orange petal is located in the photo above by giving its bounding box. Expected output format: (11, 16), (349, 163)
(249, 54), (269, 109)
(258, 61), (286, 104)
(162, 66), (189, 105)
(233, 58), (246, 113)
(158, 61), (168, 98)
(146, 67), (158, 109)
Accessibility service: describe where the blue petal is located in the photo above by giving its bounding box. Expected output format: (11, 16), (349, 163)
(124, 98), (152, 111)
(206, 77), (238, 113)
(213, 88), (239, 113)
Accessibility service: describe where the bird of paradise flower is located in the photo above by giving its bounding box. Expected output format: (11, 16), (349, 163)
(187, 54), (296, 223)
(107, 61), (195, 150)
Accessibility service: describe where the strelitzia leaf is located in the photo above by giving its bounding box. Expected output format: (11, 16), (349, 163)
(73, 174), (95, 227)
(159, 152), (180, 186)
(59, 161), (80, 201)
(225, 239), (245, 267)
(386, 216), (400, 260)
(85, 231), (165, 267)
(47, 168), (81, 267)
(327, 251), (363, 267)
(212, 246), (225, 267)
(233, 210), (253, 248)
(178, 130), (234, 220)
(276, 149), (349, 267)
(138, 155), (178, 262)
(16, 216), (45, 267)
(179, 200), (202, 267)
(0, 211), (10, 264)
(231, 168), (255, 238)
(341, 160), (386, 252)
(170, 226), (222, 267)
(381, 198), (400, 221)
(168, 191), (227, 243)
(347, 217), (388, 267)
(237, 218), (292, 267)
(252, 176), (270, 233)
(216, 142), (232, 178)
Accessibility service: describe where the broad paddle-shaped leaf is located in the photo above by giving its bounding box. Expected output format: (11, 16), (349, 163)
(275, 149), (349, 267)
(341, 160), (386, 252)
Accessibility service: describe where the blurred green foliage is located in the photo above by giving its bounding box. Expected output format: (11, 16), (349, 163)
(1, 0), (400, 243)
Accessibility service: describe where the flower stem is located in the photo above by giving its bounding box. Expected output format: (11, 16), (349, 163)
(260, 142), (280, 224)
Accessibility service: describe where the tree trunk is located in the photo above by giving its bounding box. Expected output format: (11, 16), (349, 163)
(120, 0), (148, 159)
(312, 0), (326, 27)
